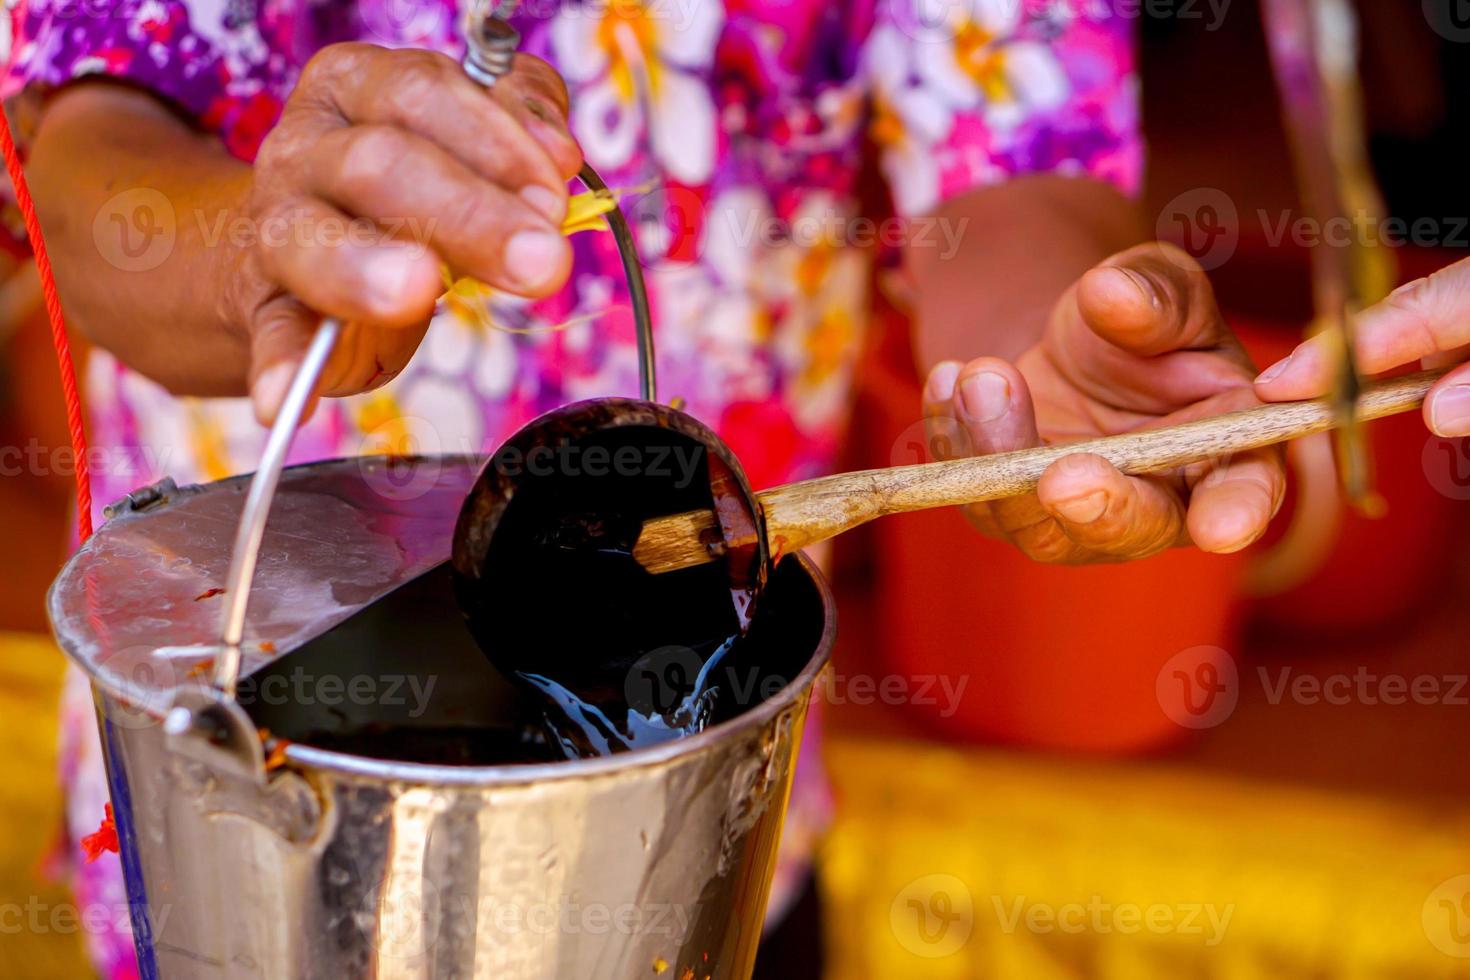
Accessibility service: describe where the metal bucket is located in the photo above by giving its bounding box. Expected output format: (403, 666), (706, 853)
(48, 454), (834, 979)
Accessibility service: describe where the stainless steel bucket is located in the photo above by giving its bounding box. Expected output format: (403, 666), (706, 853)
(48, 454), (834, 979)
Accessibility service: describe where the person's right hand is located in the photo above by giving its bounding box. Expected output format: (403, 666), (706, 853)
(1255, 255), (1470, 435)
(234, 43), (583, 423)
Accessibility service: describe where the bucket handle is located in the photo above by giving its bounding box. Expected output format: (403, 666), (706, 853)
(211, 316), (343, 695)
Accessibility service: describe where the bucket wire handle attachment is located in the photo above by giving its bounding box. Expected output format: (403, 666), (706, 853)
(579, 161), (656, 401)
(164, 319), (338, 781)
(461, 4), (656, 400)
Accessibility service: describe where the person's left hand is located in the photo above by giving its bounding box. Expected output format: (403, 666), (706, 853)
(922, 242), (1286, 563)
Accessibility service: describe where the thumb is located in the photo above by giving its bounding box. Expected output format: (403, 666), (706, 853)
(247, 295), (321, 427)
(1076, 242), (1236, 359)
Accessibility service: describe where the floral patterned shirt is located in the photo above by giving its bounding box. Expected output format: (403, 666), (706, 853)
(5, 1), (1140, 975)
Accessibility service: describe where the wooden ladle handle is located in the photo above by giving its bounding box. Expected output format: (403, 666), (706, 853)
(633, 369), (1446, 574)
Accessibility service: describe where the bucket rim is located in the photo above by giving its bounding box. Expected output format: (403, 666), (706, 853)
(274, 552), (836, 786)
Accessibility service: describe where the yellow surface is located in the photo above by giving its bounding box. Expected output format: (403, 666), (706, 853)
(0, 632), (93, 977)
(820, 736), (1470, 979)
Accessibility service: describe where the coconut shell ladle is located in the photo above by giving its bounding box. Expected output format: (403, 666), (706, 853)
(452, 366), (1443, 587)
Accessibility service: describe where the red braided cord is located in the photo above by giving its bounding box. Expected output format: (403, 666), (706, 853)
(1, 109), (93, 541)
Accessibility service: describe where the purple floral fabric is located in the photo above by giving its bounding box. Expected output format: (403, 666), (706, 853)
(4, 1), (1141, 975)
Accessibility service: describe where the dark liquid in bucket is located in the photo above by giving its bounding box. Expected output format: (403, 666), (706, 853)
(456, 424), (762, 759)
(245, 557), (819, 766)
(248, 424), (798, 765)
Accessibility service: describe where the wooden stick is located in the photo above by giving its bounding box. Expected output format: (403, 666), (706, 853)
(633, 370), (1446, 575)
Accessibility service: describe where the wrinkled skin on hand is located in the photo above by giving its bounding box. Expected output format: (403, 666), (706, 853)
(923, 242), (1287, 564)
(232, 43), (583, 423)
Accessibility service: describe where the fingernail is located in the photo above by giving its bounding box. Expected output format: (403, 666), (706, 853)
(252, 362), (296, 424)
(1430, 385), (1470, 437)
(520, 184), (566, 224)
(1052, 490), (1108, 524)
(1255, 352), (1294, 385)
(366, 249), (416, 310)
(959, 371), (1010, 424)
(504, 229), (564, 289)
(925, 361), (962, 403)
(522, 99), (580, 159)
(1119, 268), (1159, 309)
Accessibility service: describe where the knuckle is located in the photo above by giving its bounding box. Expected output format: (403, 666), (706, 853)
(1391, 263), (1470, 349)
(248, 203), (303, 271)
(961, 504), (1000, 538)
(1150, 240), (1204, 276)
(258, 108), (326, 176)
(446, 191), (509, 254)
(360, 283), (408, 321)
(1381, 283), (1443, 355)
(391, 50), (458, 108)
(1012, 520), (1075, 564)
(336, 126), (406, 196)
(512, 54), (571, 112)
(248, 300), (310, 354)
(252, 126), (294, 177)
(301, 42), (368, 92)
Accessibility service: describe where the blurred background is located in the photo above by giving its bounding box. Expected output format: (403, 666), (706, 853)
(4, 0), (1470, 976)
